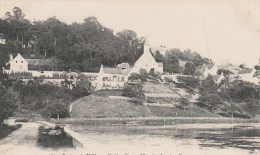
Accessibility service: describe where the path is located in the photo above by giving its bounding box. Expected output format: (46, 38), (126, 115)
(0, 122), (41, 154)
(69, 96), (89, 113)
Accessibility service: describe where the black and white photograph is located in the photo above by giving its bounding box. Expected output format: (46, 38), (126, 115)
(0, 0), (259, 155)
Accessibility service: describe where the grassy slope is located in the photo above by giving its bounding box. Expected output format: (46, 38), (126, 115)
(70, 86), (221, 118)
(70, 94), (154, 118)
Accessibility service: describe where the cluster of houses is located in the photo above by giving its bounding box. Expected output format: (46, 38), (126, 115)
(2, 40), (260, 90)
(3, 41), (164, 90)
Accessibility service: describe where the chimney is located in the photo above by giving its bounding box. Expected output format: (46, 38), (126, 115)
(10, 54), (13, 61)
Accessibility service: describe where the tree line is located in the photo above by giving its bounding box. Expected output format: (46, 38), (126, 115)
(0, 7), (210, 74)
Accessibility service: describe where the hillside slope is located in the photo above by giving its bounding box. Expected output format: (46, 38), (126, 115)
(70, 94), (154, 118)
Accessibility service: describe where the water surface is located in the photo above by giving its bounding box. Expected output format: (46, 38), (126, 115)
(68, 123), (260, 155)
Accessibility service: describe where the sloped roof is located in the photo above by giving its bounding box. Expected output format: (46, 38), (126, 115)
(195, 68), (206, 75)
(253, 70), (260, 77)
(117, 62), (130, 69)
(103, 67), (123, 75)
(196, 64), (206, 70)
(179, 60), (187, 68)
(237, 68), (253, 74)
(122, 67), (133, 76)
(25, 59), (52, 66)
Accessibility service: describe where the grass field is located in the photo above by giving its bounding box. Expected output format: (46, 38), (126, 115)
(147, 105), (220, 117)
(70, 88), (220, 118)
(70, 94), (154, 118)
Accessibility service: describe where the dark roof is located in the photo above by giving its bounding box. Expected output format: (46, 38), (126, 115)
(195, 68), (206, 75)
(195, 65), (206, 75)
(25, 59), (52, 66)
(237, 68), (253, 74)
(117, 63), (130, 69)
(103, 67), (123, 75)
(253, 70), (260, 77)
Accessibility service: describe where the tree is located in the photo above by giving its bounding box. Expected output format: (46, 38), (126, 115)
(184, 61), (196, 75)
(72, 74), (92, 99)
(199, 75), (218, 94)
(154, 50), (164, 62)
(122, 83), (145, 104)
(41, 101), (69, 119)
(243, 98), (259, 118)
(0, 86), (17, 126)
(217, 69), (233, 76)
(128, 73), (147, 83)
(198, 75), (222, 111)
(198, 93), (222, 112)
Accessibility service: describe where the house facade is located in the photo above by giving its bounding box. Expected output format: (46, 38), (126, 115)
(95, 65), (126, 90)
(235, 68), (259, 85)
(195, 63), (218, 79)
(4, 42), (165, 90)
(130, 43), (163, 74)
(95, 42), (164, 90)
(8, 53), (29, 72)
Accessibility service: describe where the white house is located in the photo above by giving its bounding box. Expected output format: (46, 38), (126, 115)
(95, 42), (164, 90)
(95, 65), (126, 90)
(213, 73), (225, 84)
(195, 63), (219, 79)
(8, 53), (29, 72)
(236, 68), (259, 85)
(128, 41), (163, 75)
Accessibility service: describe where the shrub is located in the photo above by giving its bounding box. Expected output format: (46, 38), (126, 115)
(41, 103), (69, 119)
(122, 83), (145, 104)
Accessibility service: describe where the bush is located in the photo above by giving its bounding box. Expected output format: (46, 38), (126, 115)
(177, 98), (191, 110)
(41, 103), (69, 119)
(122, 83), (145, 104)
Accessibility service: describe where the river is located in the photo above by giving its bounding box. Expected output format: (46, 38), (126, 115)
(67, 123), (260, 155)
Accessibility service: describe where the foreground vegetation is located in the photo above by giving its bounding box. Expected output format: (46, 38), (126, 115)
(0, 124), (22, 139)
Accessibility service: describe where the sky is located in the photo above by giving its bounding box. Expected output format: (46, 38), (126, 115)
(0, 0), (259, 67)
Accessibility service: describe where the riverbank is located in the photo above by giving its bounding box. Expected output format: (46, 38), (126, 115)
(50, 116), (259, 126)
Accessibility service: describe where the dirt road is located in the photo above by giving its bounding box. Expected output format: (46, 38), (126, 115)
(0, 122), (42, 154)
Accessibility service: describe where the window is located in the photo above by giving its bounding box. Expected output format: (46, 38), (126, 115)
(16, 61), (17, 63)
(21, 61), (23, 63)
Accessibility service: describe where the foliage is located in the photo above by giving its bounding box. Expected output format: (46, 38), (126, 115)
(198, 75), (222, 111)
(122, 83), (145, 104)
(177, 97), (191, 110)
(128, 73), (147, 83)
(217, 69), (233, 76)
(198, 93), (222, 112)
(199, 75), (218, 94)
(41, 102), (69, 119)
(0, 88), (17, 125)
(228, 80), (260, 100)
(0, 7), (211, 75)
(184, 61), (196, 75)
(72, 74), (92, 99)
(154, 50), (164, 62)
(243, 98), (259, 118)
(177, 76), (200, 88)
(254, 65), (260, 70)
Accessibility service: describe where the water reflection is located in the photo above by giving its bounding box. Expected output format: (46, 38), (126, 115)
(69, 123), (260, 154)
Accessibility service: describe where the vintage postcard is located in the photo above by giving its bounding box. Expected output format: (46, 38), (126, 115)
(0, 0), (259, 155)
